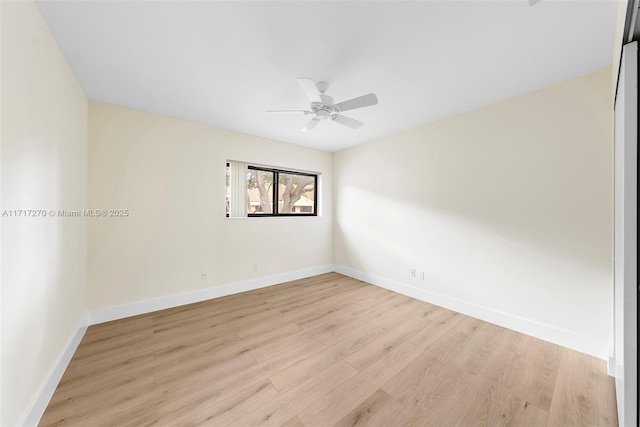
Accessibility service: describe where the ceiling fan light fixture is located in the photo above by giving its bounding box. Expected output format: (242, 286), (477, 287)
(316, 109), (331, 119)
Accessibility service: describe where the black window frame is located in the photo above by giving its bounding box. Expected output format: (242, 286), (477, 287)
(226, 163), (318, 217)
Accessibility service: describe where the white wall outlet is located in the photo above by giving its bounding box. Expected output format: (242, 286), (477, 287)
(201, 270), (208, 280)
(410, 268), (416, 278)
(251, 264), (258, 272)
(419, 271), (425, 280)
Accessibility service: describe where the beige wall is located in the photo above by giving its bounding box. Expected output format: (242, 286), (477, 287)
(1, 2), (88, 425)
(88, 102), (333, 310)
(334, 67), (613, 348)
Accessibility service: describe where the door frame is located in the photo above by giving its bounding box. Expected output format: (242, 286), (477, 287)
(613, 40), (638, 427)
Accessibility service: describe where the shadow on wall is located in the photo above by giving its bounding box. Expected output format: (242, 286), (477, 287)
(333, 185), (611, 335)
(333, 69), (613, 341)
(335, 80), (612, 276)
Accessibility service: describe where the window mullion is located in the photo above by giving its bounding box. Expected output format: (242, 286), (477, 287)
(273, 172), (279, 215)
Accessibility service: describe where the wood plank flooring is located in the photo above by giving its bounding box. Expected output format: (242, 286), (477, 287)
(39, 272), (618, 426)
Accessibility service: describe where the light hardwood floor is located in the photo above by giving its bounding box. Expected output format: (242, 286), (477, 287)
(40, 273), (618, 426)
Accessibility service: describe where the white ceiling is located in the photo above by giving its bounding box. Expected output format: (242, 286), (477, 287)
(36, 1), (617, 152)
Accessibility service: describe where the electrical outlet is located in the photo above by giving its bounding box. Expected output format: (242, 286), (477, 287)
(419, 271), (425, 280)
(251, 264), (258, 272)
(410, 268), (416, 278)
(201, 270), (208, 280)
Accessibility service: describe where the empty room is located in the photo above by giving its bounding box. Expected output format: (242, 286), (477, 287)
(2, 0), (639, 426)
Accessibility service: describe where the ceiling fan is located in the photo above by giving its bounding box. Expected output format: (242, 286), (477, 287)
(267, 78), (378, 132)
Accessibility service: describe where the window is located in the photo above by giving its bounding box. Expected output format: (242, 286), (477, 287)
(226, 162), (318, 217)
(247, 168), (275, 214)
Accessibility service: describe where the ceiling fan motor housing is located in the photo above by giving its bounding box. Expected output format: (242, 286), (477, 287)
(312, 94), (336, 119)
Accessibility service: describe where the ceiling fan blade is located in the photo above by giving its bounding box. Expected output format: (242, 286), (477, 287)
(302, 118), (320, 132)
(335, 93), (378, 112)
(332, 114), (363, 129)
(266, 110), (312, 114)
(296, 78), (322, 103)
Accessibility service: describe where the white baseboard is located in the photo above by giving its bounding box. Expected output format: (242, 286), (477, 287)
(22, 312), (89, 427)
(334, 265), (609, 360)
(88, 264), (336, 325)
(607, 356), (616, 376)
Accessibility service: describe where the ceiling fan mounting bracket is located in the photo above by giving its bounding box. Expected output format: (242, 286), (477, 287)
(316, 81), (329, 94)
